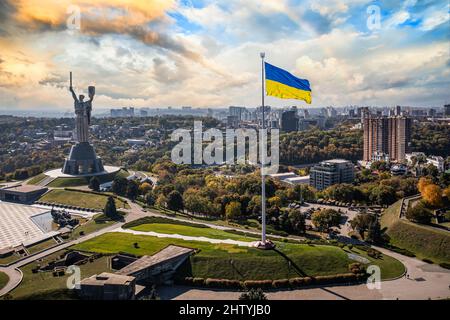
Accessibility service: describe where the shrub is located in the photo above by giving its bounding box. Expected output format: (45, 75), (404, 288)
(289, 277), (314, 288)
(204, 278), (242, 289)
(422, 258), (434, 264)
(347, 244), (353, 250)
(288, 277), (303, 287)
(348, 263), (365, 274)
(181, 277), (194, 285)
(314, 273), (359, 285)
(243, 280), (273, 289)
(239, 288), (267, 301)
(192, 277), (205, 286)
(272, 279), (290, 288)
(367, 248), (382, 259)
(385, 245), (416, 257)
(439, 262), (450, 269)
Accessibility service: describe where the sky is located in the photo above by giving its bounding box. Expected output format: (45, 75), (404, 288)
(0, 0), (449, 111)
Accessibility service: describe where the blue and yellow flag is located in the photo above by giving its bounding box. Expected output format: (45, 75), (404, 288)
(265, 62), (311, 104)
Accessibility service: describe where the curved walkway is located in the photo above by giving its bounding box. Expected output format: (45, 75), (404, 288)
(0, 267), (22, 297)
(113, 227), (254, 247)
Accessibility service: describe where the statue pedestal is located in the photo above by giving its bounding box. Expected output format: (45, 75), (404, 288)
(62, 142), (104, 175)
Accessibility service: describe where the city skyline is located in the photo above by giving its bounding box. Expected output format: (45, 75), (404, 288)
(0, 0), (449, 111)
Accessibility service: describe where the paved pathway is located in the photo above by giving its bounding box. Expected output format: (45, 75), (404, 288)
(125, 202), (305, 242)
(37, 176), (55, 187)
(0, 267), (22, 297)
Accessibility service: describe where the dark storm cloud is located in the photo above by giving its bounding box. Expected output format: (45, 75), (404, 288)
(38, 74), (67, 89)
(0, 0), (16, 36)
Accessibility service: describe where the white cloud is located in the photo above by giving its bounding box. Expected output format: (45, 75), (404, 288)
(1, 0), (449, 109)
(420, 5), (449, 31)
(384, 11), (410, 29)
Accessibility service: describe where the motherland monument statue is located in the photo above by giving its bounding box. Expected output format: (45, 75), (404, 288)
(62, 72), (104, 175)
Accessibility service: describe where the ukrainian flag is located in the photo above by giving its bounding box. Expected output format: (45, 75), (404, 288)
(265, 62), (311, 104)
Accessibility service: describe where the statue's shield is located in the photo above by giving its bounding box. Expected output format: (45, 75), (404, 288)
(88, 86), (95, 96)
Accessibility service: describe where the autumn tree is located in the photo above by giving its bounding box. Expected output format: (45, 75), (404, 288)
(443, 186), (450, 200)
(311, 209), (341, 232)
(350, 213), (376, 239)
(422, 184), (443, 207)
(225, 201), (242, 221)
(288, 209), (306, 235)
(139, 182), (153, 195)
(184, 192), (218, 216)
(156, 194), (167, 208)
(418, 177), (433, 194)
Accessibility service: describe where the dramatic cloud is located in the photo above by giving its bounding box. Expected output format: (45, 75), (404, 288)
(0, 0), (448, 110)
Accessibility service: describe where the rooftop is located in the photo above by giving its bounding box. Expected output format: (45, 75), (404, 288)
(0, 202), (56, 250)
(322, 159), (351, 164)
(268, 172), (297, 178)
(2, 184), (47, 193)
(81, 272), (135, 286)
(117, 245), (195, 276)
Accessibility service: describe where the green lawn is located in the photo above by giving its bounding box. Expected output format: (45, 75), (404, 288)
(68, 216), (117, 240)
(26, 238), (57, 255)
(0, 271), (9, 291)
(27, 173), (47, 185)
(124, 217), (286, 242)
(39, 189), (128, 211)
(9, 251), (110, 300)
(129, 221), (254, 242)
(0, 254), (20, 266)
(47, 169), (129, 188)
(72, 232), (404, 281)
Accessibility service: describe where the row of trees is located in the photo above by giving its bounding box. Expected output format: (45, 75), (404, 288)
(318, 176), (419, 206)
(279, 125), (363, 165)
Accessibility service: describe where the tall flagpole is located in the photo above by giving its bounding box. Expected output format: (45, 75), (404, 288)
(260, 52), (266, 244)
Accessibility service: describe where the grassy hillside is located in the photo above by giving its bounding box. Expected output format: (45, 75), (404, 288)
(73, 230), (404, 280)
(47, 169), (129, 187)
(0, 271), (9, 291)
(39, 189), (128, 210)
(381, 200), (450, 263)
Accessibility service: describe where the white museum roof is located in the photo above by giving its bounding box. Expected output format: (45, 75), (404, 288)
(0, 201), (57, 251)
